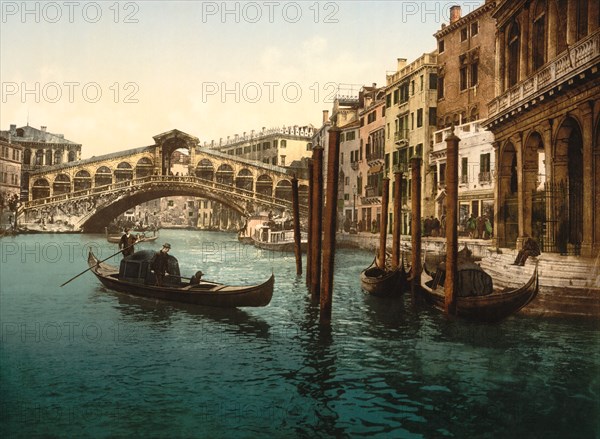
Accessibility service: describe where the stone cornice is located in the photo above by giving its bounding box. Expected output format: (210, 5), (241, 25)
(434, 1), (496, 39)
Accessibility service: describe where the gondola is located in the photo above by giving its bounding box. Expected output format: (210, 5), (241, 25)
(106, 229), (158, 244)
(419, 260), (539, 321)
(87, 250), (274, 308)
(360, 255), (409, 297)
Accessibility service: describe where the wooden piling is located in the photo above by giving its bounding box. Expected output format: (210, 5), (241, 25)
(391, 171), (403, 269)
(306, 158), (313, 287)
(378, 177), (390, 269)
(444, 128), (460, 316)
(320, 127), (341, 324)
(410, 157), (422, 297)
(310, 146), (324, 299)
(291, 176), (302, 276)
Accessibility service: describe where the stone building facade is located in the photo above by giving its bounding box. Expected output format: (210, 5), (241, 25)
(384, 53), (439, 233)
(207, 125), (314, 169)
(0, 124), (81, 200)
(431, 1), (497, 230)
(0, 137), (22, 228)
(484, 0), (600, 257)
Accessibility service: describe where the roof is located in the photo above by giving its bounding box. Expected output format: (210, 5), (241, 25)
(0, 125), (80, 145)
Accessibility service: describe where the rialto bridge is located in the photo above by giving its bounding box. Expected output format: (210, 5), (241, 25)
(20, 129), (309, 232)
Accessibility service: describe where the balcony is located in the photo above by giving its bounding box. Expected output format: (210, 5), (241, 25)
(460, 175), (469, 185)
(366, 149), (385, 165)
(394, 131), (408, 145)
(350, 161), (359, 170)
(487, 30), (599, 119)
(365, 186), (381, 198)
(478, 171), (491, 183)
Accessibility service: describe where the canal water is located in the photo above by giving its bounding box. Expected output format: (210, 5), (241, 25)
(0, 230), (598, 438)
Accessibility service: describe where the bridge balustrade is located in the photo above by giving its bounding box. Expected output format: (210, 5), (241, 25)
(24, 175), (307, 214)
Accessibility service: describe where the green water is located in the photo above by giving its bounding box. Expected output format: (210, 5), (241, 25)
(1, 230), (598, 438)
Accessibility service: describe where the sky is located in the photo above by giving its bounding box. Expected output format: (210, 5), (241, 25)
(1, 0), (484, 158)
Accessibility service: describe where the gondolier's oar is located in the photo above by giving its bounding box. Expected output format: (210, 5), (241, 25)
(60, 238), (144, 287)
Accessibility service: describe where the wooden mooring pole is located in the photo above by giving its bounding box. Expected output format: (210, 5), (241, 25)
(444, 128), (460, 315)
(291, 176), (302, 276)
(306, 158), (313, 287)
(378, 178), (390, 269)
(410, 157), (422, 298)
(391, 171), (403, 269)
(310, 146), (324, 299)
(320, 127), (340, 324)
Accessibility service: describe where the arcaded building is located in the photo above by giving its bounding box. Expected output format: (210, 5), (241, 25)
(484, 0), (599, 257)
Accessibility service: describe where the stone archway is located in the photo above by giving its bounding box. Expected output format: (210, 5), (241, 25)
(498, 141), (518, 247)
(554, 116), (583, 254)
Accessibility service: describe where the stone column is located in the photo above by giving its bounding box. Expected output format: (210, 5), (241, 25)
(580, 101), (594, 257)
(492, 141), (502, 248)
(514, 132), (526, 249)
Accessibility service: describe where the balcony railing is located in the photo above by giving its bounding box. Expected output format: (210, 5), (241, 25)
(487, 30), (599, 118)
(365, 186), (381, 198)
(350, 161), (359, 170)
(366, 149), (385, 162)
(478, 171), (491, 183)
(460, 175), (469, 184)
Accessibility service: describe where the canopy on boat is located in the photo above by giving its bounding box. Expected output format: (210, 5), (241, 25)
(431, 261), (493, 297)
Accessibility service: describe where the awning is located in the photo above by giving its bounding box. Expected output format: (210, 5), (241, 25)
(435, 189), (446, 201)
(368, 164), (383, 174)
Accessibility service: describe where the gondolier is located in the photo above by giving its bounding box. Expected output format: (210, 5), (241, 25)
(150, 243), (171, 286)
(119, 228), (137, 257)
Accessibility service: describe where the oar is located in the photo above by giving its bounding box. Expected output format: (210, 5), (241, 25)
(60, 238), (145, 287)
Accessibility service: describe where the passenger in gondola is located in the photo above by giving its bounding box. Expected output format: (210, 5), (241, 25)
(119, 228), (137, 257)
(150, 243), (171, 286)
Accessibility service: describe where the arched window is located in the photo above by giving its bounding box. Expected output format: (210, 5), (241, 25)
(195, 159), (214, 181)
(554, 0), (568, 54)
(95, 166), (112, 187)
(54, 150), (62, 165)
(68, 150), (76, 162)
(114, 162), (133, 183)
(235, 168), (253, 191)
(35, 150), (43, 166)
(532, 0), (547, 72)
(256, 175), (273, 196)
(74, 170), (92, 191)
(31, 178), (50, 200)
(275, 179), (292, 201)
(52, 174), (71, 195)
(507, 21), (520, 87)
(215, 164), (234, 185)
(135, 157), (154, 178)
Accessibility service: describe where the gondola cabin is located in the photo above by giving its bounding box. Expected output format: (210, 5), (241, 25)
(119, 250), (181, 286)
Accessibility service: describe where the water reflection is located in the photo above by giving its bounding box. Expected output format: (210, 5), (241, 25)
(90, 285), (271, 339)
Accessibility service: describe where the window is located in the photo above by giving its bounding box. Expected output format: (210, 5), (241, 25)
(386, 94), (391, 107)
(420, 75), (423, 91)
(532, 0), (547, 71)
(393, 89), (399, 104)
(411, 113), (414, 130)
(346, 131), (356, 141)
(471, 21), (478, 36)
(577, 0), (588, 40)
(410, 80), (415, 95)
(340, 132), (345, 142)
(460, 66), (468, 90)
(280, 155), (286, 166)
(280, 140), (286, 148)
(460, 27), (468, 41)
(508, 21), (520, 87)
(471, 62), (478, 87)
(429, 107), (437, 125)
(345, 176), (350, 185)
(429, 73), (437, 89)
(341, 152), (344, 164)
(381, 106), (385, 117)
(461, 157), (468, 183)
(417, 108), (423, 128)
(438, 39), (445, 53)
(437, 76), (444, 99)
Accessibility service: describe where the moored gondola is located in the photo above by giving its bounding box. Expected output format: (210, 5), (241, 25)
(87, 250), (274, 308)
(360, 255), (409, 297)
(419, 260), (538, 321)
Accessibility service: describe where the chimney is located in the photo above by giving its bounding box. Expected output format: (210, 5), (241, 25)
(372, 83), (377, 88)
(322, 110), (329, 124)
(397, 58), (407, 71)
(41, 126), (47, 132)
(450, 5), (461, 23)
